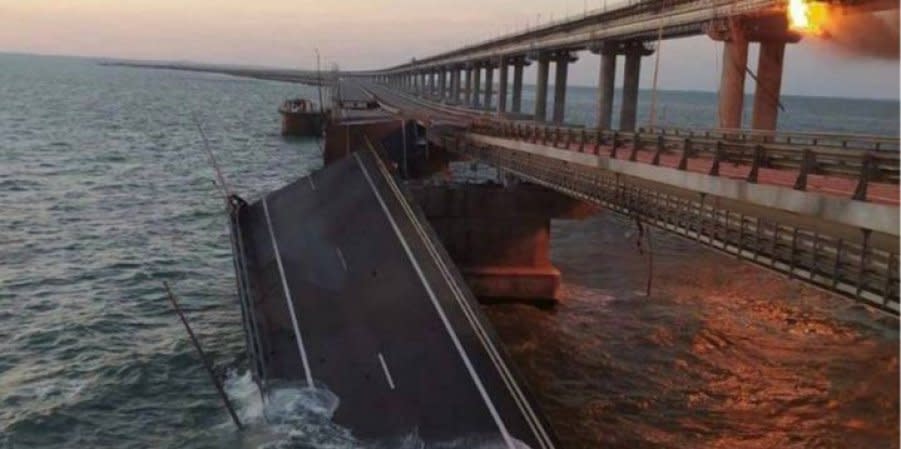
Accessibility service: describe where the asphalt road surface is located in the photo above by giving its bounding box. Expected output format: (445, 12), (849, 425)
(234, 150), (557, 448)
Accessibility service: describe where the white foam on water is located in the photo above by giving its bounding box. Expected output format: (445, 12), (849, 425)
(223, 370), (359, 449)
(222, 370), (534, 449)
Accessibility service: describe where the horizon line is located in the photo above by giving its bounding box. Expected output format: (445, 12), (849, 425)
(3, 50), (898, 102)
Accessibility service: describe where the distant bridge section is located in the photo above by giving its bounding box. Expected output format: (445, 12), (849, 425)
(359, 0), (898, 133)
(353, 78), (900, 313)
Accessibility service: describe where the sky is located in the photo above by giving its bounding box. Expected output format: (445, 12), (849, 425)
(2, 0), (898, 99)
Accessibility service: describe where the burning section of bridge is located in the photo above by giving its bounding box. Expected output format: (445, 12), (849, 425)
(788, 0), (829, 34)
(787, 0), (900, 58)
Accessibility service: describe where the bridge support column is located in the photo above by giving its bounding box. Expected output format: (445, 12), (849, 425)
(752, 40), (786, 131)
(446, 68), (453, 99)
(620, 47), (643, 131)
(552, 52), (576, 124)
(464, 66), (473, 105)
(511, 57), (524, 114)
(432, 70), (440, 97)
(472, 63), (482, 108)
(596, 46), (617, 130)
(534, 52), (550, 122)
(410, 184), (596, 304)
(483, 63), (494, 110)
(439, 69), (447, 100)
(497, 56), (508, 115)
(707, 17), (799, 130)
(451, 68), (461, 103)
(717, 33), (749, 129)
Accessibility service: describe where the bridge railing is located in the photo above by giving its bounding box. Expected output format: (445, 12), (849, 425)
(640, 126), (900, 152)
(366, 81), (899, 200)
(472, 120), (900, 202)
(435, 130), (899, 313)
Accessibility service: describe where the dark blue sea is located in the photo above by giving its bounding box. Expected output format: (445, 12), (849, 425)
(1, 53), (898, 449)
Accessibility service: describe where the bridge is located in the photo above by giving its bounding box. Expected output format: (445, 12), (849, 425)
(339, 81), (898, 312)
(338, 0), (899, 313)
(177, 0), (899, 445)
(363, 0), (895, 131)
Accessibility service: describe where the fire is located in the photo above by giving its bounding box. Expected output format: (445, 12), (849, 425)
(787, 0), (829, 34)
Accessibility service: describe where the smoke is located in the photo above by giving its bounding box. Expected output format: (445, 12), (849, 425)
(816, 9), (900, 59)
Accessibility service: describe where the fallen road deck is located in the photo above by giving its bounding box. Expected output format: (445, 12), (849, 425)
(230, 149), (557, 448)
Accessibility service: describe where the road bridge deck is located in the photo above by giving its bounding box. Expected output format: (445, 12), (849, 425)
(351, 79), (899, 312)
(360, 80), (899, 205)
(230, 149), (557, 447)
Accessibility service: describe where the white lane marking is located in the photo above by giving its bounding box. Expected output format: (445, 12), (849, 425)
(353, 153), (515, 449)
(335, 247), (348, 271)
(373, 152), (554, 448)
(377, 352), (396, 390)
(262, 196), (314, 388)
(308, 176), (316, 191)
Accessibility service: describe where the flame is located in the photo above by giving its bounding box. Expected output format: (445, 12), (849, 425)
(788, 0), (810, 28)
(788, 0), (828, 34)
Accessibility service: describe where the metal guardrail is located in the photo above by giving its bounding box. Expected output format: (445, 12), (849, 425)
(366, 80), (899, 201)
(436, 131), (900, 313)
(640, 126), (901, 152)
(228, 200), (269, 388)
(475, 120), (900, 201)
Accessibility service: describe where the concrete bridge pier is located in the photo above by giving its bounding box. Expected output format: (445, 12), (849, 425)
(707, 17), (800, 131)
(511, 56), (525, 114)
(472, 62), (482, 108)
(439, 68), (448, 100)
(450, 67), (461, 103)
(620, 42), (653, 131)
(446, 67), (454, 99)
(552, 52), (577, 124)
(433, 70), (440, 97)
(532, 52), (550, 122)
(751, 40), (786, 131)
(409, 183), (598, 304)
(591, 42), (617, 130)
(717, 32), (748, 129)
(483, 61), (494, 110)
(497, 56), (509, 115)
(464, 65), (473, 105)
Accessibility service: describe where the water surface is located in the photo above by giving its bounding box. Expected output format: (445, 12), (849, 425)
(1, 53), (897, 448)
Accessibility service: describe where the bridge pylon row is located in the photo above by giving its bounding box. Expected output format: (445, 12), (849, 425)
(371, 13), (801, 133)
